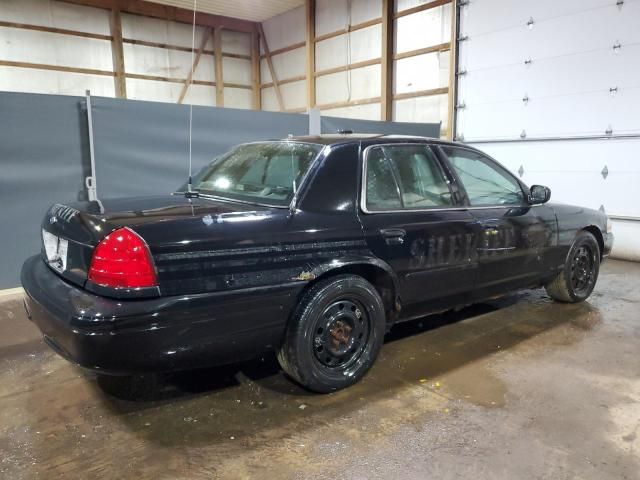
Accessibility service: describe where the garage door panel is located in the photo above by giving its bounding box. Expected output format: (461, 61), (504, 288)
(461, 0), (611, 37)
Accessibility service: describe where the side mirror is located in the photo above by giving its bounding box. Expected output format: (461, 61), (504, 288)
(528, 185), (551, 204)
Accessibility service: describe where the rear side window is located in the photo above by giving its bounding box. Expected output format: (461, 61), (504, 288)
(364, 145), (453, 211)
(442, 147), (524, 206)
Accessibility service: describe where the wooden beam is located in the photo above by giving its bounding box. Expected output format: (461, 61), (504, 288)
(394, 0), (451, 19)
(447, 0), (458, 139)
(224, 82), (252, 90)
(381, 0), (394, 121)
(315, 58), (381, 78)
(314, 17), (381, 43)
(316, 96), (381, 111)
(260, 41), (305, 59)
(109, 8), (127, 98)
(59, 0), (258, 33)
(214, 28), (224, 107)
(0, 59), (114, 76)
(393, 86), (448, 101)
(305, 0), (316, 109)
(0, 20), (111, 40)
(258, 23), (284, 111)
(127, 72), (211, 85)
(261, 74), (306, 89)
(178, 26), (211, 104)
(393, 42), (450, 61)
(251, 31), (261, 109)
(120, 37), (249, 59)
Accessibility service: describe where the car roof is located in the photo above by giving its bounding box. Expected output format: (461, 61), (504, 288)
(283, 134), (464, 149)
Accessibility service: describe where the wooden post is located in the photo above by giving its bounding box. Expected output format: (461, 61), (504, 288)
(381, 0), (394, 121)
(178, 27), (211, 104)
(109, 7), (127, 98)
(447, 0), (458, 139)
(258, 23), (284, 111)
(214, 28), (224, 107)
(305, 0), (316, 109)
(251, 31), (261, 110)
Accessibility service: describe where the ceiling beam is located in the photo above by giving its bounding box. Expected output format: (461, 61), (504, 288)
(58, 0), (258, 33)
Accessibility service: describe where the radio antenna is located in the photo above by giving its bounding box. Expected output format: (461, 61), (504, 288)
(186, 0), (197, 197)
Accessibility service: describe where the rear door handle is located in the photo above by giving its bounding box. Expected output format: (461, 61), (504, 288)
(380, 228), (406, 245)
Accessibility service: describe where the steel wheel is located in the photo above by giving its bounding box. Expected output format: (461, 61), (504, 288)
(545, 230), (600, 303)
(312, 299), (370, 370)
(570, 245), (595, 295)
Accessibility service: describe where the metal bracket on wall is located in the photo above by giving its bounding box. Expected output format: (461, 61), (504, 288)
(526, 17), (535, 29)
(601, 166), (609, 179)
(85, 90), (98, 202)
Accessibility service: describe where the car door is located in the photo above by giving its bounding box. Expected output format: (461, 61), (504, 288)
(357, 143), (479, 310)
(437, 145), (556, 295)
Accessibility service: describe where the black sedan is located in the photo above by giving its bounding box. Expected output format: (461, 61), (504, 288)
(21, 135), (613, 392)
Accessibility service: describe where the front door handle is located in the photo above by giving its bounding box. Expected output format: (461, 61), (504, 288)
(380, 228), (406, 245)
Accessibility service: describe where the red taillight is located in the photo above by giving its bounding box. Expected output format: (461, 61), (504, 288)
(88, 227), (158, 289)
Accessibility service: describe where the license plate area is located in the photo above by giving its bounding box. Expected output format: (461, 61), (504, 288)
(42, 229), (68, 273)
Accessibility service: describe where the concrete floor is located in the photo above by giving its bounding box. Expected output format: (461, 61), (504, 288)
(0, 260), (638, 480)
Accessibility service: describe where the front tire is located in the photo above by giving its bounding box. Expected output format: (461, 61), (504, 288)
(545, 231), (600, 303)
(277, 274), (386, 393)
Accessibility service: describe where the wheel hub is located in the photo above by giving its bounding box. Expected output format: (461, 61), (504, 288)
(313, 300), (368, 368)
(570, 245), (594, 293)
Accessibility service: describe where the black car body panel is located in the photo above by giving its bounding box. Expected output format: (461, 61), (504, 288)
(22, 135), (613, 374)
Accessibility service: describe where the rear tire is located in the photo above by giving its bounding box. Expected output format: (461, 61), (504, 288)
(277, 274), (386, 393)
(545, 231), (600, 303)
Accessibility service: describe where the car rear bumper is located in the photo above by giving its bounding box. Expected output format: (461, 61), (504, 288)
(21, 255), (301, 374)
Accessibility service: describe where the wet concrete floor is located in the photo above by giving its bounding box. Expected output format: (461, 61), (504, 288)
(0, 259), (638, 479)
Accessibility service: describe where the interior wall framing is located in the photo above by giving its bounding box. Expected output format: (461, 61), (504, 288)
(0, 0), (458, 130)
(0, 0), (256, 107)
(258, 0), (456, 134)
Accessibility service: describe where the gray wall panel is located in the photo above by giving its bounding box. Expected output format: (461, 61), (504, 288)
(91, 98), (309, 198)
(321, 115), (440, 138)
(0, 92), (90, 289)
(0, 92), (440, 288)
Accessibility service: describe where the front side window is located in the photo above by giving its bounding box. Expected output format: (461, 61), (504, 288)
(190, 142), (323, 207)
(365, 145), (453, 211)
(442, 147), (524, 206)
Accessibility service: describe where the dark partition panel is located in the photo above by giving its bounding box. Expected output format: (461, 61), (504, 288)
(321, 115), (440, 138)
(91, 98), (309, 198)
(0, 92), (90, 289)
(0, 92), (440, 288)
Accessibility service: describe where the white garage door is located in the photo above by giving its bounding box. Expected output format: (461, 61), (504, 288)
(455, 0), (640, 260)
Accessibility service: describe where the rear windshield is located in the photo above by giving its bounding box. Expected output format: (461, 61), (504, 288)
(188, 142), (323, 207)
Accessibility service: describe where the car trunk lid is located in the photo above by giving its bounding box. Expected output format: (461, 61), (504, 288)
(40, 195), (270, 292)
